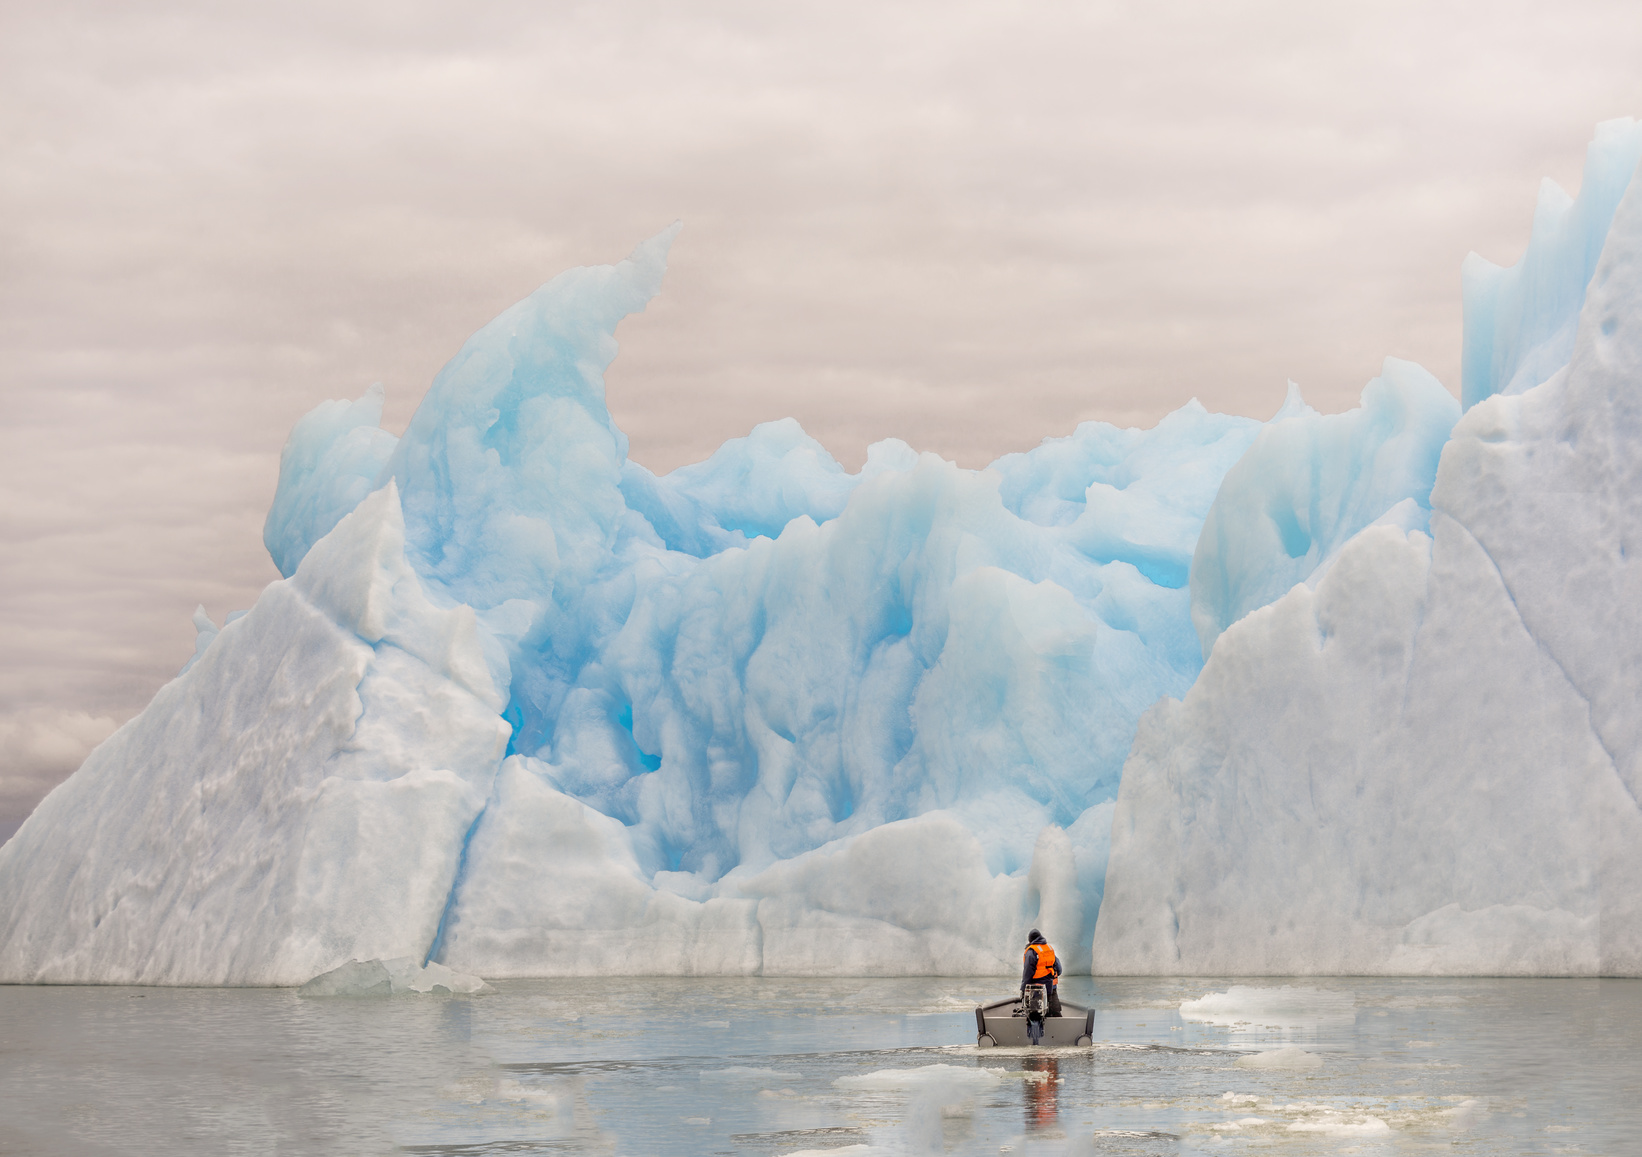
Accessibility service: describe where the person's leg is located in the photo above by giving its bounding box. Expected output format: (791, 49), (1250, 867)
(1047, 982), (1062, 1018)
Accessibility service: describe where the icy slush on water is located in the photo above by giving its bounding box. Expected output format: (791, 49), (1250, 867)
(2, 976), (1638, 1155)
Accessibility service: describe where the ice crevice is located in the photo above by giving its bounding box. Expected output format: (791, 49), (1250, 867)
(424, 801), (490, 968)
(1447, 513), (1634, 812)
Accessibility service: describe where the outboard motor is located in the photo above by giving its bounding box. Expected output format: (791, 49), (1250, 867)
(1023, 984), (1048, 1045)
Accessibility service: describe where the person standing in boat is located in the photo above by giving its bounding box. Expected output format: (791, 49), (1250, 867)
(1020, 928), (1062, 1017)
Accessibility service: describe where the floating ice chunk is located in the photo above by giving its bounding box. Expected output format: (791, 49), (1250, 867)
(1180, 986), (1355, 1030)
(299, 958), (392, 996)
(1445, 1099), (1485, 1129)
(1234, 1047), (1325, 1070)
(1287, 1116), (1391, 1136)
(298, 956), (492, 996)
(699, 1067), (801, 1082)
(833, 1064), (1004, 1092)
(1209, 1117), (1271, 1130)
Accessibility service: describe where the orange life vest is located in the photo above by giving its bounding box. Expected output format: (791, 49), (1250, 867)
(1027, 941), (1057, 980)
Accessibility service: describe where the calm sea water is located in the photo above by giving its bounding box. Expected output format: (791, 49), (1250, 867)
(1, 976), (1638, 1155)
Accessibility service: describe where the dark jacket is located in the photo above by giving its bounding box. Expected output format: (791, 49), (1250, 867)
(1020, 935), (1062, 989)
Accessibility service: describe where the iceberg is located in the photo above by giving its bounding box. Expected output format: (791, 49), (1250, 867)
(5, 120), (1642, 983)
(1093, 119), (1642, 976)
(0, 221), (1267, 983)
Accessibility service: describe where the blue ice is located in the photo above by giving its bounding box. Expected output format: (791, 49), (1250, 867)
(4, 123), (1637, 984)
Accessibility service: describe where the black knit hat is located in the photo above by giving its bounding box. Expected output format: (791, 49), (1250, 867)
(1026, 928), (1042, 945)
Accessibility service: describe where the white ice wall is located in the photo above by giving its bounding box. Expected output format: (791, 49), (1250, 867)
(0, 485), (510, 984)
(1093, 150), (1642, 977)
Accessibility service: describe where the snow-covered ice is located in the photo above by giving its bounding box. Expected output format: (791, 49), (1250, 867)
(5, 121), (1642, 982)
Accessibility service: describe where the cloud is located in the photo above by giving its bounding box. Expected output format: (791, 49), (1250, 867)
(0, 707), (120, 829)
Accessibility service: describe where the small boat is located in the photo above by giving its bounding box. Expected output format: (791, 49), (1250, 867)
(974, 989), (1095, 1047)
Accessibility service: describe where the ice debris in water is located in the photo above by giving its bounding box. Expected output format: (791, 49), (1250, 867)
(1179, 986), (1356, 1029)
(1234, 1046), (1325, 1070)
(832, 1065), (1047, 1092)
(299, 957), (494, 996)
(5, 123), (1642, 983)
(1286, 1116), (1392, 1136)
(699, 1067), (801, 1082)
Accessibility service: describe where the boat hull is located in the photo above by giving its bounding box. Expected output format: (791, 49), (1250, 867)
(974, 996), (1094, 1047)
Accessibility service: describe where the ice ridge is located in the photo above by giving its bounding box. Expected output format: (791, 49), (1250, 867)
(1461, 118), (1642, 409)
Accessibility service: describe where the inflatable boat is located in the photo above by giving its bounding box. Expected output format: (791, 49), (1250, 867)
(974, 989), (1095, 1047)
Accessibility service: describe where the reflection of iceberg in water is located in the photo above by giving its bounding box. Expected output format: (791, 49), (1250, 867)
(0, 973), (1630, 1150)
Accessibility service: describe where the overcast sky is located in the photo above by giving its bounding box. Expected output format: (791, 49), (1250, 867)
(4, 0), (1642, 838)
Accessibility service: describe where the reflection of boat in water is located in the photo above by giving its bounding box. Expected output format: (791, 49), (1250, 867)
(1024, 1055), (1059, 1130)
(974, 990), (1095, 1047)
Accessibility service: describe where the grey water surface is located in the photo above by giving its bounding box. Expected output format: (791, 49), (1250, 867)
(1, 976), (1638, 1155)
